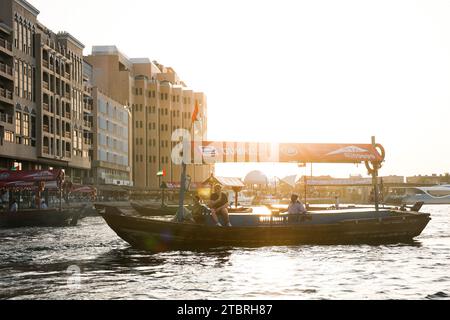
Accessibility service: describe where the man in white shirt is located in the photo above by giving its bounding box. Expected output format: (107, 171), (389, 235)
(40, 199), (48, 209)
(286, 194), (307, 214)
(9, 199), (18, 213)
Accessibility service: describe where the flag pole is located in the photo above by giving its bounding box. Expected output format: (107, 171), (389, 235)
(176, 101), (200, 222)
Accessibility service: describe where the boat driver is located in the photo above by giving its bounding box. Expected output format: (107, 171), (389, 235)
(209, 185), (232, 227)
(286, 194), (307, 214)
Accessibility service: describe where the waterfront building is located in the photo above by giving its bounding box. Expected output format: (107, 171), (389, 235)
(407, 173), (450, 185)
(0, 0), (93, 184)
(91, 86), (133, 188)
(85, 46), (211, 189)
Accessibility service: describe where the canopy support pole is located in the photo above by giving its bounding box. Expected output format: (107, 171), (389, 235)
(371, 136), (380, 212)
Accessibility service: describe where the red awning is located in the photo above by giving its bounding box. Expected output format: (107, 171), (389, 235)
(0, 169), (64, 183)
(190, 141), (385, 164)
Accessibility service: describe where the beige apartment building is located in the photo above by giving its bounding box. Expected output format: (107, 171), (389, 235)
(0, 0), (93, 183)
(85, 46), (210, 189)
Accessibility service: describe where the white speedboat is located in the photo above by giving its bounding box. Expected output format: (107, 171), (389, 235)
(385, 185), (450, 205)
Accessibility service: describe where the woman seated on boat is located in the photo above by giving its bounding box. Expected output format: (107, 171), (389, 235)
(191, 195), (211, 224)
(284, 194), (307, 214)
(209, 185), (232, 227)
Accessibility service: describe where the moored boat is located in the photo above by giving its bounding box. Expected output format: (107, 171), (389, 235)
(0, 169), (84, 228)
(0, 208), (81, 228)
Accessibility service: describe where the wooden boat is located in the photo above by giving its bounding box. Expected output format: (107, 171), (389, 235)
(101, 205), (430, 251)
(130, 202), (180, 216)
(0, 208), (81, 228)
(0, 169), (84, 228)
(100, 138), (432, 251)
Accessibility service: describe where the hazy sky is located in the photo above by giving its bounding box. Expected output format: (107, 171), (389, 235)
(29, 0), (450, 179)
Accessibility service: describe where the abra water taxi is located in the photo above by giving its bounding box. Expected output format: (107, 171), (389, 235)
(101, 137), (431, 252)
(0, 169), (82, 228)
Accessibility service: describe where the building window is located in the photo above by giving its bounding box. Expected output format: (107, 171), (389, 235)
(4, 130), (14, 143)
(15, 111), (21, 135)
(23, 113), (29, 137)
(14, 59), (19, 95)
(31, 116), (36, 138)
(13, 19), (18, 48)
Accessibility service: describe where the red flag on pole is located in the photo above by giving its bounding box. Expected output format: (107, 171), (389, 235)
(191, 100), (199, 125)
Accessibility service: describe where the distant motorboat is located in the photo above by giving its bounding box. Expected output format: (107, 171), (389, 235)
(385, 185), (450, 205)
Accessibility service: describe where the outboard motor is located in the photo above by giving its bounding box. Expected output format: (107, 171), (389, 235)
(410, 201), (424, 212)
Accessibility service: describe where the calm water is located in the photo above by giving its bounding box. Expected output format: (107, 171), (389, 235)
(0, 205), (449, 300)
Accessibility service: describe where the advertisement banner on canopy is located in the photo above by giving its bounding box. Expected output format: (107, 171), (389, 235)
(0, 169), (64, 183)
(70, 185), (97, 194)
(188, 141), (384, 164)
(0, 180), (59, 191)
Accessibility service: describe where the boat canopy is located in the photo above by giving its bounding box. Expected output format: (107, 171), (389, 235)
(191, 141), (385, 164)
(202, 175), (245, 188)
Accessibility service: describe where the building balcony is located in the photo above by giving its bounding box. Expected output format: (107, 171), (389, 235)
(64, 112), (71, 119)
(0, 88), (13, 104)
(0, 62), (13, 80)
(83, 121), (92, 128)
(65, 72), (70, 80)
(64, 92), (70, 99)
(42, 146), (49, 154)
(43, 103), (49, 112)
(83, 103), (93, 112)
(65, 151), (71, 158)
(42, 60), (49, 69)
(43, 124), (49, 133)
(83, 138), (92, 145)
(43, 81), (49, 90)
(0, 112), (13, 124)
(0, 38), (13, 56)
(64, 132), (71, 139)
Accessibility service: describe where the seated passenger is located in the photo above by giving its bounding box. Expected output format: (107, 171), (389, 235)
(208, 185), (232, 227)
(191, 195), (210, 224)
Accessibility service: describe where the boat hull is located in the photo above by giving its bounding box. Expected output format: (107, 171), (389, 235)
(101, 206), (431, 251)
(0, 209), (81, 228)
